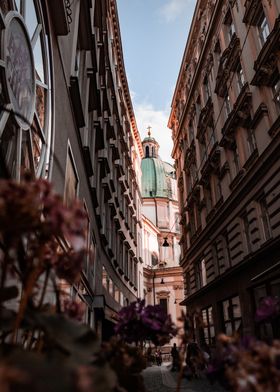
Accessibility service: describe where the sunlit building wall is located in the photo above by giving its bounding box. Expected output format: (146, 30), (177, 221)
(0, 0), (143, 341)
(169, 0), (280, 344)
(140, 132), (184, 348)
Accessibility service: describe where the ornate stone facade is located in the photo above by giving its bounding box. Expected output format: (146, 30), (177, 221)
(0, 0), (143, 341)
(169, 0), (280, 345)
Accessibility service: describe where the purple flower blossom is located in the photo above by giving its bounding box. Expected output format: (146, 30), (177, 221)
(115, 300), (177, 346)
(63, 299), (86, 322)
(255, 296), (280, 323)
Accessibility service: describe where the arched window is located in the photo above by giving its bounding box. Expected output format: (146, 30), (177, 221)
(145, 145), (149, 157)
(152, 146), (154, 157)
(151, 252), (158, 266)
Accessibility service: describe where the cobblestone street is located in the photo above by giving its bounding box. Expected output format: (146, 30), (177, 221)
(143, 364), (225, 392)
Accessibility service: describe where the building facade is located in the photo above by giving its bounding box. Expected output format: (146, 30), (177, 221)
(0, 0), (143, 340)
(140, 131), (184, 347)
(169, 0), (280, 345)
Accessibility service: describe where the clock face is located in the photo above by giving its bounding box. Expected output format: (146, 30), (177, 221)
(0, 1), (53, 180)
(5, 13), (36, 129)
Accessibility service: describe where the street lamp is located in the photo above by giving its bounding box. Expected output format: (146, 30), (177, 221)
(162, 237), (169, 247)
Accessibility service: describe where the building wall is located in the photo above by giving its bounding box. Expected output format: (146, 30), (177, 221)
(0, 0), (143, 340)
(169, 0), (280, 344)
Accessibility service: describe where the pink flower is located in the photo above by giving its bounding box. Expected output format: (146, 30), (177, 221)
(255, 296), (280, 323)
(63, 299), (86, 322)
(55, 249), (85, 284)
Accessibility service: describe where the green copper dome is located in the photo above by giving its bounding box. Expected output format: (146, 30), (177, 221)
(141, 158), (172, 198)
(142, 136), (157, 143)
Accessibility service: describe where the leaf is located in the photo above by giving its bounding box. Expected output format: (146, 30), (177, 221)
(31, 312), (99, 364)
(0, 307), (16, 332)
(0, 346), (76, 392)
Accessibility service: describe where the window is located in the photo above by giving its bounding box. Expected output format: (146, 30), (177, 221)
(228, 22), (235, 41)
(188, 163), (197, 188)
(0, 0), (52, 180)
(194, 203), (202, 230)
(196, 258), (207, 289)
(175, 213), (180, 232)
(185, 272), (191, 296)
(223, 231), (231, 269)
(189, 207), (196, 237)
(204, 184), (213, 214)
(232, 144), (240, 176)
(247, 128), (257, 155)
(253, 279), (280, 339)
(189, 122), (195, 143)
(151, 253), (158, 266)
(212, 241), (221, 275)
(222, 296), (242, 336)
(273, 79), (280, 108)
(224, 10), (235, 42)
(196, 97), (201, 118)
(206, 126), (216, 150)
(242, 214), (252, 253)
(257, 11), (270, 47)
(145, 145), (149, 157)
(200, 142), (207, 166)
(259, 197), (272, 241)
(225, 93), (231, 116)
(202, 307), (215, 345)
(159, 298), (168, 314)
(203, 77), (210, 102)
(64, 148), (79, 206)
(236, 62), (245, 93)
(213, 175), (222, 203)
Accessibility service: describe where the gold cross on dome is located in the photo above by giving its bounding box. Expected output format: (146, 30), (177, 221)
(147, 126), (152, 136)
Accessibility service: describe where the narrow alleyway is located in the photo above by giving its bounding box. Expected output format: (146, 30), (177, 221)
(142, 363), (225, 392)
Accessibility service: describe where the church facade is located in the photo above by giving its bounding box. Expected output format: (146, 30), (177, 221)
(140, 130), (184, 348)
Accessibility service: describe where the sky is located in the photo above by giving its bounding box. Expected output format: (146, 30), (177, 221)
(117, 0), (196, 163)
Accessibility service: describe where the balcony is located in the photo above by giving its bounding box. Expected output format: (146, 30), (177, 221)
(220, 83), (252, 148)
(184, 140), (196, 170)
(48, 0), (70, 35)
(199, 142), (221, 185)
(196, 97), (214, 142)
(215, 33), (241, 97)
(243, 0), (263, 25)
(187, 183), (200, 205)
(251, 16), (280, 87)
(98, 149), (110, 178)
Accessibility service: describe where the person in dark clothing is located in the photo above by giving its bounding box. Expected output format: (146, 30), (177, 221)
(171, 343), (180, 371)
(155, 348), (162, 366)
(186, 342), (205, 379)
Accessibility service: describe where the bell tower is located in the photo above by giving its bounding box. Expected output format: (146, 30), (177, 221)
(142, 127), (159, 158)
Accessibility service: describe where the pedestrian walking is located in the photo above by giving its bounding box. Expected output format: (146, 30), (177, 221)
(155, 348), (162, 366)
(171, 343), (180, 371)
(185, 341), (205, 379)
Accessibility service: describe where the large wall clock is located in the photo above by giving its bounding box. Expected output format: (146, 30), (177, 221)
(0, 0), (53, 180)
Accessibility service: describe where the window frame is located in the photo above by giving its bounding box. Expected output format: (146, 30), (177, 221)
(221, 295), (242, 336)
